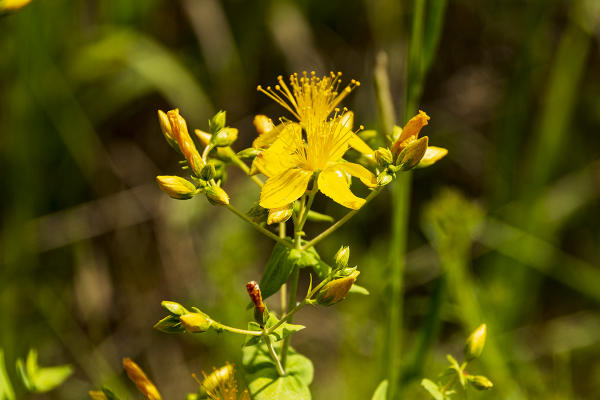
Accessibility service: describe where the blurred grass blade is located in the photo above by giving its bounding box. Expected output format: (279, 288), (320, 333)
(0, 349), (15, 400)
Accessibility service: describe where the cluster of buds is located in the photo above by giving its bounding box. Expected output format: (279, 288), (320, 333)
(155, 109), (234, 206)
(316, 246), (360, 306)
(421, 324), (493, 399)
(375, 111), (448, 186)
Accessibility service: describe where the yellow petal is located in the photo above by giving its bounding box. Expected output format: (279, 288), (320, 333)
(260, 168), (313, 209)
(417, 146), (448, 168)
(392, 110), (430, 154)
(318, 164), (371, 210)
(349, 134), (374, 155)
(253, 124), (303, 177)
(337, 162), (377, 188)
(252, 121), (300, 150)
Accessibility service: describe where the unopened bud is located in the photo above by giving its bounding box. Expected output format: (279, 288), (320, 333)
(209, 111), (227, 134)
(154, 315), (185, 334)
(391, 110), (430, 155)
(167, 109), (204, 176)
(377, 171), (393, 186)
(374, 147), (393, 167)
(334, 246), (350, 269)
(396, 136), (428, 171)
(180, 312), (214, 333)
(267, 205), (293, 225)
(194, 129), (212, 148)
(253, 115), (274, 135)
(88, 391), (108, 400)
(157, 110), (179, 151)
(211, 127), (238, 147)
(123, 358), (162, 400)
(467, 375), (494, 390)
(317, 270), (360, 306)
(156, 176), (197, 200)
(205, 184), (230, 206)
(247, 203), (268, 223)
(465, 323), (487, 361)
(246, 281), (265, 324)
(200, 164), (216, 181)
(237, 148), (261, 160)
(161, 301), (188, 316)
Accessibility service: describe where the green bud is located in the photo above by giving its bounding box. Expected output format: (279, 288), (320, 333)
(377, 171), (393, 186)
(317, 270), (360, 306)
(396, 136), (428, 170)
(467, 375), (494, 390)
(247, 203), (268, 223)
(153, 315), (184, 334)
(200, 164), (216, 181)
(205, 184), (230, 206)
(209, 110), (226, 134)
(156, 176), (197, 200)
(374, 147), (393, 167)
(465, 323), (487, 361)
(334, 246), (350, 269)
(211, 127), (238, 147)
(179, 312), (214, 333)
(161, 301), (188, 316)
(237, 147), (261, 160)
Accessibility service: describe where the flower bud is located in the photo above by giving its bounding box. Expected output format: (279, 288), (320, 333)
(246, 281), (265, 324)
(334, 246), (350, 269)
(211, 127), (238, 147)
(396, 136), (428, 171)
(465, 323), (487, 361)
(123, 358), (162, 400)
(267, 205), (293, 225)
(88, 391), (108, 400)
(167, 109), (204, 176)
(391, 110), (430, 156)
(200, 164), (216, 181)
(467, 375), (494, 390)
(157, 110), (180, 152)
(156, 176), (197, 199)
(416, 146), (448, 168)
(377, 171), (393, 186)
(253, 115), (274, 135)
(153, 315), (185, 334)
(237, 148), (261, 160)
(317, 270), (360, 306)
(247, 203), (268, 223)
(209, 110), (227, 134)
(205, 184), (230, 206)
(194, 129), (212, 148)
(180, 312), (214, 333)
(374, 147), (393, 167)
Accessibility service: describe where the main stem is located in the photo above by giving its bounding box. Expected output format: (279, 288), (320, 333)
(264, 335), (286, 376)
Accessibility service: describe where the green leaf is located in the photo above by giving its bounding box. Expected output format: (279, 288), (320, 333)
(0, 349), (15, 400)
(349, 284), (370, 295)
(243, 343), (313, 400)
(16, 349), (73, 393)
(371, 380), (388, 400)
(421, 379), (444, 400)
(243, 314), (305, 347)
(101, 387), (121, 400)
(153, 315), (185, 334)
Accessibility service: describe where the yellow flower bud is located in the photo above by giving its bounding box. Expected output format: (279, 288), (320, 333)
(253, 115), (274, 135)
(391, 110), (430, 155)
(334, 246), (350, 269)
(374, 147), (393, 167)
(88, 391), (108, 400)
(465, 323), (487, 361)
(417, 146), (448, 168)
(180, 312), (214, 333)
(205, 184), (230, 206)
(157, 110), (179, 151)
(211, 127), (238, 147)
(194, 129), (212, 148)
(317, 270), (360, 306)
(156, 176), (197, 199)
(122, 358), (162, 400)
(209, 111), (227, 134)
(167, 109), (204, 176)
(267, 204), (293, 225)
(467, 375), (494, 390)
(396, 136), (428, 171)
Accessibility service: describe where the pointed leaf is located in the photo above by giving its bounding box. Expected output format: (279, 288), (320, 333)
(421, 379), (444, 400)
(371, 380), (388, 400)
(0, 349), (15, 400)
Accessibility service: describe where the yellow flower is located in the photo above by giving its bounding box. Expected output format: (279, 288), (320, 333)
(195, 363), (250, 400)
(391, 110), (448, 168)
(257, 118), (377, 210)
(256, 72), (374, 155)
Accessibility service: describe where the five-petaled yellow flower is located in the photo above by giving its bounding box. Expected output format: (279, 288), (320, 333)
(256, 116), (377, 210)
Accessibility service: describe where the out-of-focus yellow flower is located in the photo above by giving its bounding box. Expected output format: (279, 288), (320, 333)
(195, 363), (250, 400)
(256, 72), (373, 155)
(256, 118), (377, 210)
(122, 358), (162, 400)
(0, 0), (32, 11)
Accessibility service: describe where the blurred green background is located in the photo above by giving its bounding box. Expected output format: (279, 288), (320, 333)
(1, 0), (599, 399)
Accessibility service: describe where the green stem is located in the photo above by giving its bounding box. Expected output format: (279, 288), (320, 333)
(374, 52), (396, 145)
(225, 204), (293, 248)
(298, 176), (319, 230)
(263, 335), (286, 376)
(300, 187), (382, 251)
(226, 147), (265, 187)
(280, 266), (299, 366)
(215, 323), (262, 336)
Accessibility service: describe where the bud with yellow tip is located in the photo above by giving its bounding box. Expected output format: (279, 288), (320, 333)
(194, 129), (212, 148)
(334, 246), (350, 269)
(374, 147), (393, 167)
(267, 204), (293, 225)
(157, 110), (180, 152)
(465, 323), (487, 361)
(391, 110), (430, 156)
(253, 115), (274, 135)
(467, 375), (494, 390)
(209, 110), (227, 134)
(167, 109), (204, 176)
(180, 312), (214, 333)
(122, 358), (162, 400)
(211, 127), (238, 147)
(156, 176), (198, 199)
(205, 184), (230, 206)
(396, 136), (429, 170)
(317, 270), (360, 306)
